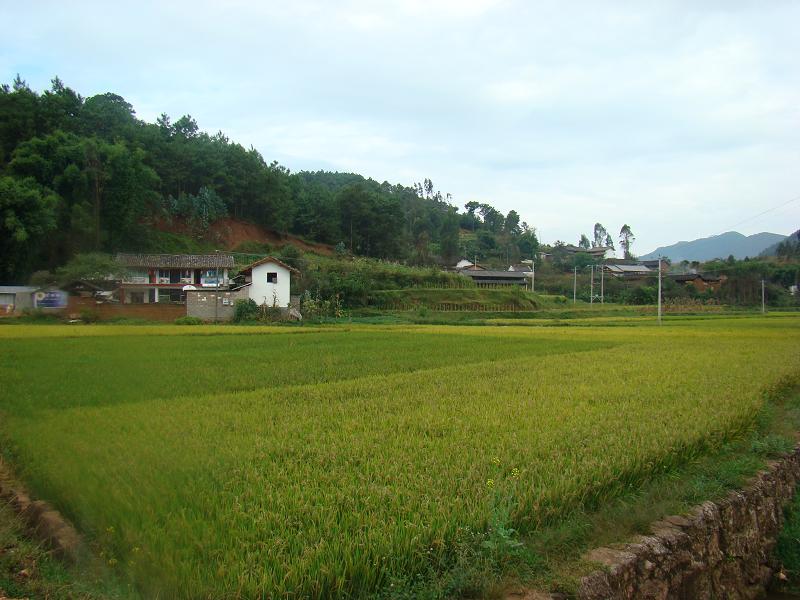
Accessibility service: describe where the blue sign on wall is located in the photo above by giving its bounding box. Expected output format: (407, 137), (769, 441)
(35, 290), (68, 309)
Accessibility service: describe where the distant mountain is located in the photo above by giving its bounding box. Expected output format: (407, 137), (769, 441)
(640, 231), (788, 263)
(760, 229), (800, 257)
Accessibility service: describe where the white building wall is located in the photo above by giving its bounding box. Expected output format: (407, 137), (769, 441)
(248, 262), (291, 307)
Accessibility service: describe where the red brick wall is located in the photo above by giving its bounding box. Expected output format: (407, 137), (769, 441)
(66, 297), (186, 322)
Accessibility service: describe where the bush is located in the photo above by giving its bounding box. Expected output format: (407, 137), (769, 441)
(278, 244), (302, 261)
(233, 298), (259, 323)
(174, 316), (204, 325)
(257, 293), (285, 322)
(233, 240), (272, 255)
(20, 308), (60, 322)
(623, 285), (658, 305)
(301, 290), (345, 321)
(79, 309), (100, 323)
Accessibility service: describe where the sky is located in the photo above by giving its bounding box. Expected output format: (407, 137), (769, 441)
(2, 0), (800, 255)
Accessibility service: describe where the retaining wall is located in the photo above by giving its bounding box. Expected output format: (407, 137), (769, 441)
(525, 446), (800, 599)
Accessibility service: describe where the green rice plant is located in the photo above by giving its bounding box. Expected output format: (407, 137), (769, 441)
(0, 317), (798, 598)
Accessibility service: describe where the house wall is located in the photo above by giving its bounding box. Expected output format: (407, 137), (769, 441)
(248, 263), (291, 307)
(8, 293), (33, 314)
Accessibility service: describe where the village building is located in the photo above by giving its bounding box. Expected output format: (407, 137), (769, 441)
(115, 253), (235, 304)
(0, 286), (68, 315)
(233, 256), (299, 307)
(603, 264), (653, 279)
(452, 259), (486, 271)
(184, 256), (300, 321)
(0, 286), (37, 315)
(637, 258), (670, 272)
(669, 273), (725, 293)
(508, 263), (532, 272)
(458, 269), (529, 287)
(561, 245), (614, 259)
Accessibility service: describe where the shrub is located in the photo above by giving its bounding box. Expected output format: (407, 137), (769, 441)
(79, 309), (100, 323)
(624, 285), (658, 305)
(301, 290), (345, 321)
(257, 293), (284, 322)
(20, 308), (60, 322)
(233, 240), (272, 255)
(174, 316), (204, 325)
(233, 298), (259, 323)
(278, 244), (302, 261)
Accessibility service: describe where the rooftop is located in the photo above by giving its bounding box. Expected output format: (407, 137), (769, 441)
(460, 270), (528, 278)
(239, 256), (299, 274)
(605, 264), (652, 273)
(115, 253), (235, 269)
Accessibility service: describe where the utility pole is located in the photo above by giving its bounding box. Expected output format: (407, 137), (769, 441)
(531, 249), (535, 293)
(573, 266), (577, 304)
(590, 265), (594, 304)
(761, 279), (766, 314)
(600, 263), (604, 304)
(657, 257), (662, 325)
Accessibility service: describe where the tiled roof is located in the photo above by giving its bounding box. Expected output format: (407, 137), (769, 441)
(509, 264), (532, 272)
(239, 256), (299, 274)
(670, 273), (722, 283)
(115, 253), (235, 268)
(461, 270), (528, 278)
(606, 264), (652, 273)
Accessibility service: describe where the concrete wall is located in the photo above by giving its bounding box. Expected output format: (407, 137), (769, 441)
(249, 262), (291, 307)
(186, 289), (244, 321)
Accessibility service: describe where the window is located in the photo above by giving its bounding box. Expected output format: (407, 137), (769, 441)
(158, 269), (171, 284)
(202, 270), (219, 286)
(126, 269), (149, 284)
(267, 272), (278, 283)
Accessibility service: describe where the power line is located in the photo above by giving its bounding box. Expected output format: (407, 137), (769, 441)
(724, 195), (800, 232)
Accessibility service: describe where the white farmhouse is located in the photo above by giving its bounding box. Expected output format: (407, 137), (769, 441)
(236, 256), (299, 307)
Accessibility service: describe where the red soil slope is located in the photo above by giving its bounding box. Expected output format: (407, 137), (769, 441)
(209, 218), (334, 255)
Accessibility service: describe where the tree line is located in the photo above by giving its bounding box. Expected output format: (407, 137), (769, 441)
(0, 76), (540, 282)
(574, 223), (635, 259)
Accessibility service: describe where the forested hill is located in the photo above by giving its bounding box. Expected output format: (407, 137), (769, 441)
(639, 231), (787, 263)
(0, 76), (538, 283)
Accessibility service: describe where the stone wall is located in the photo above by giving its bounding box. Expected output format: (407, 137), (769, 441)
(574, 446), (800, 599)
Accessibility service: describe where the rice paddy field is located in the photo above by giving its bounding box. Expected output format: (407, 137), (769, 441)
(1, 316), (799, 598)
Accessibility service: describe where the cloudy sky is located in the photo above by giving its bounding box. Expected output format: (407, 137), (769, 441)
(3, 0), (799, 254)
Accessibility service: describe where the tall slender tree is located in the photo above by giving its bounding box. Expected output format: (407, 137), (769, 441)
(619, 224), (635, 259)
(592, 223), (607, 248)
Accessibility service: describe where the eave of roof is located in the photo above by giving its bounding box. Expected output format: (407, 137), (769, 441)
(239, 256), (300, 274)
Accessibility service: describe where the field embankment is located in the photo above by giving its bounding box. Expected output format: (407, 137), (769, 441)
(0, 318), (798, 598)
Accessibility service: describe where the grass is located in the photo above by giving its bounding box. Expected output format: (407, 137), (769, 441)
(0, 317), (799, 598)
(366, 288), (565, 311)
(777, 464), (800, 593)
(0, 460), (127, 599)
